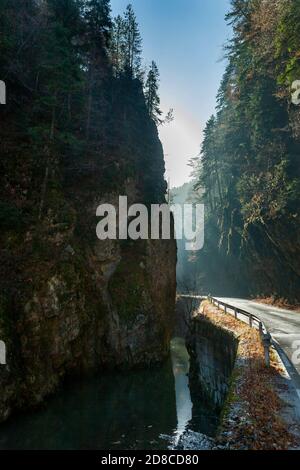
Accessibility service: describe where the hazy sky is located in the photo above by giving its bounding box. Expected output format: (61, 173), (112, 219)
(111, 0), (231, 187)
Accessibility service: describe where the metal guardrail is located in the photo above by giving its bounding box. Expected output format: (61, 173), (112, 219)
(207, 295), (272, 367)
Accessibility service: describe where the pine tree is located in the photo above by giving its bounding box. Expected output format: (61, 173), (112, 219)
(191, 0), (300, 300)
(144, 61), (162, 124)
(45, 0), (84, 34)
(85, 0), (112, 49)
(84, 0), (112, 141)
(110, 14), (125, 76)
(122, 3), (142, 78)
(36, 0), (85, 218)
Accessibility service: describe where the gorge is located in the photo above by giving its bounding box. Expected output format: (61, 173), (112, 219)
(1, 0), (300, 453)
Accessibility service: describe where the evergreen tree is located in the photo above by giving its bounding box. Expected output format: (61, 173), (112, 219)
(122, 4), (142, 78)
(85, 0), (112, 49)
(84, 0), (112, 141)
(110, 14), (125, 76)
(191, 0), (300, 300)
(144, 61), (162, 124)
(36, 0), (85, 217)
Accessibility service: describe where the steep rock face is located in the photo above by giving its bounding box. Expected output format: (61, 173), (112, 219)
(188, 316), (238, 410)
(0, 187), (176, 424)
(0, 83), (177, 423)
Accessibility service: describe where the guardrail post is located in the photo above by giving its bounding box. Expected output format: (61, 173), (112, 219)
(234, 308), (237, 319)
(224, 305), (227, 314)
(259, 322), (263, 337)
(249, 314), (253, 328)
(262, 333), (271, 368)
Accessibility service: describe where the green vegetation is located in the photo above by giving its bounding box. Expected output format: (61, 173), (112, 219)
(0, 0), (169, 326)
(0, 0), (168, 228)
(0, 1), (175, 397)
(191, 0), (300, 301)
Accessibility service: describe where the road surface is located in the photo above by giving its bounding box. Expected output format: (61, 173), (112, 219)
(216, 298), (300, 388)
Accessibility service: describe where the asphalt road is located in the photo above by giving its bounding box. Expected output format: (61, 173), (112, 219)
(216, 298), (300, 384)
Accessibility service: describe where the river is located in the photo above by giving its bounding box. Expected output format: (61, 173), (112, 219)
(0, 338), (219, 450)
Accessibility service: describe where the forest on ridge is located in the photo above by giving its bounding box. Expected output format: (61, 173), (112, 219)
(189, 0), (300, 302)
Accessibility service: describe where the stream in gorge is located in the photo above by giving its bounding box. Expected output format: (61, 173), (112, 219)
(0, 338), (220, 450)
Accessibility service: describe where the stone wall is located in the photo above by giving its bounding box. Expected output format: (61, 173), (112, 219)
(188, 316), (238, 410)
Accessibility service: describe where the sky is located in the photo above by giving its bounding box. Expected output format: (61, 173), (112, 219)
(111, 0), (231, 188)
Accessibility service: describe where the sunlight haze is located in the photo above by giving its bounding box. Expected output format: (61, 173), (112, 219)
(111, 0), (231, 186)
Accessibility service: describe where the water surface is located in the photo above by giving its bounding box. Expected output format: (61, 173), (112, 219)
(0, 338), (219, 450)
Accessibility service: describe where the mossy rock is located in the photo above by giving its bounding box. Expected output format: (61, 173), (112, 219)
(109, 255), (151, 325)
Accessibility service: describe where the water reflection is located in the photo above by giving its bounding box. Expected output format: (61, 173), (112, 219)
(170, 337), (193, 446)
(0, 364), (177, 450)
(0, 338), (219, 450)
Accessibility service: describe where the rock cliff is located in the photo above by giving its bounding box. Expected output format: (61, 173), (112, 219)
(0, 1), (177, 422)
(0, 83), (176, 423)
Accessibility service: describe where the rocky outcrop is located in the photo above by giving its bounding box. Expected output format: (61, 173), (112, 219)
(0, 190), (176, 421)
(0, 108), (177, 424)
(0, 1), (177, 424)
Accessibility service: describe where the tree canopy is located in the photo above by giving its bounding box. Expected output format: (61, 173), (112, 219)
(191, 0), (300, 301)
